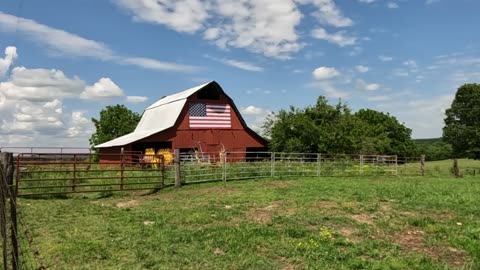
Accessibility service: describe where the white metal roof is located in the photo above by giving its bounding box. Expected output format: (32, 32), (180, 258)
(95, 81), (213, 148)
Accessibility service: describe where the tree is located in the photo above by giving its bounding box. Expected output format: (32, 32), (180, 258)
(263, 96), (417, 155)
(443, 83), (480, 159)
(355, 109), (417, 156)
(89, 105), (141, 148)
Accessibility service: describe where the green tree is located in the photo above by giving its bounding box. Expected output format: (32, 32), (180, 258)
(89, 105), (141, 148)
(263, 96), (417, 155)
(355, 109), (417, 156)
(443, 83), (480, 159)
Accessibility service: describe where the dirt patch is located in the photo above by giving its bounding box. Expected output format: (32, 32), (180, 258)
(317, 200), (338, 208)
(350, 214), (374, 225)
(183, 186), (239, 197)
(259, 181), (295, 189)
(337, 226), (362, 243)
(394, 229), (469, 268)
(246, 201), (295, 224)
(116, 199), (139, 208)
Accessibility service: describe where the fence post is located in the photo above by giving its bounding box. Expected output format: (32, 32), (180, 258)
(453, 159), (460, 178)
(174, 149), (181, 187)
(120, 148), (124, 191)
(317, 153), (321, 177)
(1, 153), (17, 270)
(0, 153), (8, 269)
(222, 151), (227, 187)
(394, 155), (398, 176)
(420, 155), (425, 176)
(271, 152), (275, 177)
(359, 155), (364, 175)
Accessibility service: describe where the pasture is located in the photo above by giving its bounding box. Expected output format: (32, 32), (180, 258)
(19, 169), (480, 269)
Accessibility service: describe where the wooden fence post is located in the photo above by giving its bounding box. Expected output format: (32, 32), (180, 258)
(0, 153), (8, 270)
(1, 152), (17, 270)
(453, 159), (460, 178)
(420, 155), (425, 176)
(174, 149), (181, 187)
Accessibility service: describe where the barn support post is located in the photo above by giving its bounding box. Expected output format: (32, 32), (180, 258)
(420, 155), (425, 176)
(174, 149), (181, 187)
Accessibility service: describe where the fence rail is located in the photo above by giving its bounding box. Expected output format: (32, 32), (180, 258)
(10, 151), (444, 196)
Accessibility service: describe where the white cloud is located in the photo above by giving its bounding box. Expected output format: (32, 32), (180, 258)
(299, 0), (353, 27)
(355, 65), (369, 73)
(80, 78), (124, 101)
(403, 60), (418, 68)
(0, 12), (114, 60)
(0, 46), (17, 77)
(379, 55), (393, 62)
(114, 0), (208, 33)
(126, 96), (148, 103)
(387, 2), (399, 9)
(114, 0), (354, 59)
(212, 57), (264, 72)
(311, 27), (356, 47)
(308, 81), (349, 98)
(392, 69), (409, 77)
(0, 67), (85, 102)
(0, 12), (200, 73)
(313, 66), (340, 80)
(121, 57), (199, 73)
(207, 0), (303, 59)
(356, 79), (381, 91)
(67, 111), (93, 138)
(241, 106), (266, 115)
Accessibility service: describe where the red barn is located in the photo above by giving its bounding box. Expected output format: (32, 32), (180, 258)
(95, 81), (267, 162)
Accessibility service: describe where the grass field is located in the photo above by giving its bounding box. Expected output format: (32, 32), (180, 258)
(19, 173), (480, 269)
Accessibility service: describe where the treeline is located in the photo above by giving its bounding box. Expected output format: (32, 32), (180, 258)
(263, 96), (418, 157)
(414, 138), (452, 161)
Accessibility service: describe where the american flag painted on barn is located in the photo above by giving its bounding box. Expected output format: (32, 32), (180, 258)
(189, 103), (231, 128)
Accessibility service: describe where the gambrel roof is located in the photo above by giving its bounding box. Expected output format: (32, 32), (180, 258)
(95, 81), (264, 148)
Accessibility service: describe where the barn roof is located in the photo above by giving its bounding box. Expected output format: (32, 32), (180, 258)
(95, 81), (263, 148)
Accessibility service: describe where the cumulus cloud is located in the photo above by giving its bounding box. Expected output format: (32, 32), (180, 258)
(313, 66), (340, 80)
(241, 106), (266, 115)
(0, 67), (85, 102)
(355, 65), (369, 73)
(0, 46), (17, 77)
(126, 96), (148, 103)
(0, 47), (128, 147)
(311, 27), (356, 47)
(299, 0), (354, 27)
(114, 0), (354, 59)
(80, 78), (124, 101)
(356, 79), (381, 91)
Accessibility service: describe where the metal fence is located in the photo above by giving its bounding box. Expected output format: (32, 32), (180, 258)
(12, 151), (422, 196)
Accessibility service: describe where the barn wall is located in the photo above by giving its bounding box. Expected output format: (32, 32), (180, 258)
(98, 145), (129, 163)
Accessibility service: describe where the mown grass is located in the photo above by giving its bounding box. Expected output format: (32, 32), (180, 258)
(18, 174), (480, 270)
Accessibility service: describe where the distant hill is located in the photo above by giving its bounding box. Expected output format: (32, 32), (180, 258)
(414, 138), (443, 145)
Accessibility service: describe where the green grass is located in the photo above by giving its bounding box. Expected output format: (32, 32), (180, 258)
(18, 175), (480, 269)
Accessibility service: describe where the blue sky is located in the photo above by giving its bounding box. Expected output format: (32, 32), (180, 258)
(0, 0), (479, 148)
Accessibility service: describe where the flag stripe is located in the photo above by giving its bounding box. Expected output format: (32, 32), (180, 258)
(189, 103), (231, 128)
